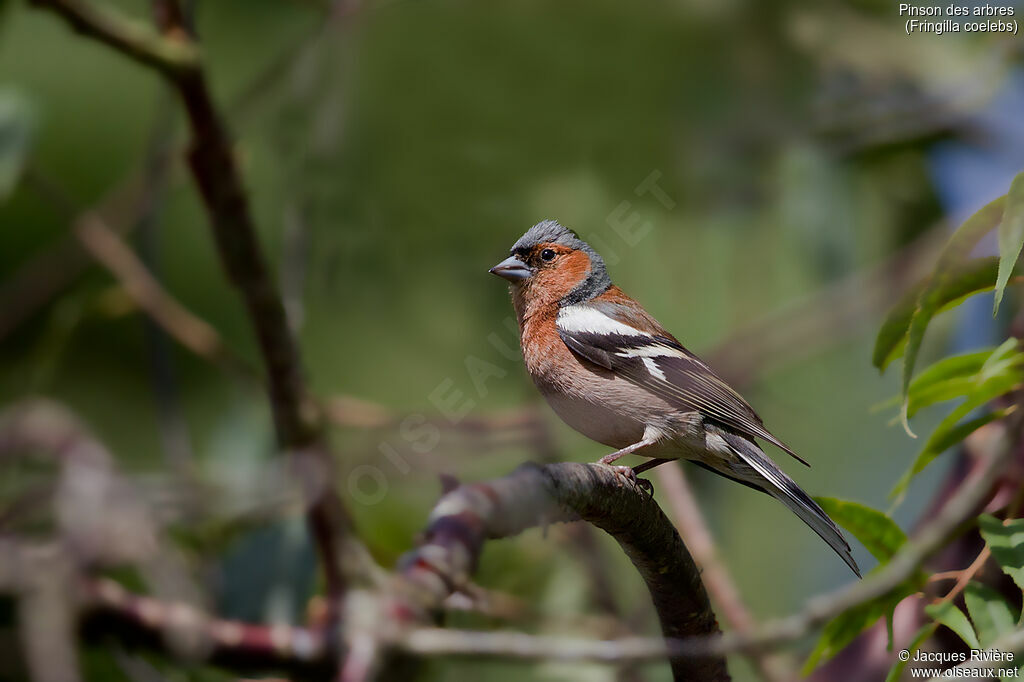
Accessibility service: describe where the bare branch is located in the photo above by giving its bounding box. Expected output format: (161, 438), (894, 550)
(26, 0), (198, 76)
(400, 627), (710, 664)
(392, 462), (729, 681)
(28, 0), (374, 606)
(16, 544), (81, 682)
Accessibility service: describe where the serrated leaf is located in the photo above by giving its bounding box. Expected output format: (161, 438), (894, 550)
(815, 497), (906, 562)
(979, 515), (1024, 592)
(925, 600), (980, 649)
(874, 258), (1003, 372)
(885, 622), (938, 682)
(900, 198), (1009, 435)
(964, 581), (1017, 647)
(0, 89), (35, 200)
(994, 172), (1024, 316)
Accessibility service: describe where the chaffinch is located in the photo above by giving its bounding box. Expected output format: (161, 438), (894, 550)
(489, 220), (860, 577)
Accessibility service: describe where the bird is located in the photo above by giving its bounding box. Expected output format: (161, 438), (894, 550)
(488, 219), (861, 577)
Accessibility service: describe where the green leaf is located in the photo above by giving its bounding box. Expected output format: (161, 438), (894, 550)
(885, 622), (937, 682)
(804, 577), (924, 673)
(889, 340), (1023, 501)
(964, 581), (1017, 647)
(980, 338), (1024, 382)
(873, 257), (1003, 372)
(995, 172), (1024, 316)
(903, 349), (998, 417)
(900, 197), (1009, 434)
(978, 515), (1024, 592)
(890, 407), (1013, 502)
(925, 600), (980, 649)
(0, 89), (35, 200)
(814, 497), (906, 562)
(804, 598), (890, 673)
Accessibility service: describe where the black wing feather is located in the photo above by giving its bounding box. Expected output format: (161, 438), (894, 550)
(557, 326), (809, 467)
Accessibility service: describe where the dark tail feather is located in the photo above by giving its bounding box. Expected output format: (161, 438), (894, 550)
(719, 432), (862, 578)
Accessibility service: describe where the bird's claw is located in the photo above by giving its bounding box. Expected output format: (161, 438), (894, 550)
(609, 465), (655, 497)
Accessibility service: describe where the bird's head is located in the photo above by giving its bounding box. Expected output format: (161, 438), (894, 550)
(489, 220), (612, 308)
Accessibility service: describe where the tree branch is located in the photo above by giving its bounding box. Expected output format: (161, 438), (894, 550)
(28, 0), (373, 607)
(26, 0), (198, 77)
(391, 462), (729, 681)
(655, 464), (796, 682)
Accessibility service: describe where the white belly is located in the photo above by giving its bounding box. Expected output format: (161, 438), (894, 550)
(543, 392), (648, 449)
(541, 390), (709, 460)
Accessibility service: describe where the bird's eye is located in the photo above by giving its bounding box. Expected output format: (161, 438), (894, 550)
(540, 248), (556, 262)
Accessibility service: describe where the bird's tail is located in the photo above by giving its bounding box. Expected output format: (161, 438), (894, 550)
(718, 431), (862, 578)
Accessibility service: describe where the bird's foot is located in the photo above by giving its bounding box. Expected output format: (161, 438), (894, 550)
(608, 465), (655, 497)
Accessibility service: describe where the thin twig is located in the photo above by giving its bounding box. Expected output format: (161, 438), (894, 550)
(24, 168), (258, 382)
(26, 0), (198, 76)
(29, 0), (374, 609)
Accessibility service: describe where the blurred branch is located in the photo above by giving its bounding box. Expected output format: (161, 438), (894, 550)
(15, 544), (81, 682)
(390, 462), (729, 681)
(25, 0), (199, 76)
(24, 168), (258, 381)
(0, 168), (156, 341)
(398, 627), (716, 663)
(0, 1), (345, 341)
(135, 85), (196, 474)
(28, 0), (374, 614)
(0, 548), (331, 676)
(668, 409), (1020, 659)
(654, 464), (796, 682)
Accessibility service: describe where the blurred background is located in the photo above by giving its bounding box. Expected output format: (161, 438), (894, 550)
(1, 0), (1022, 680)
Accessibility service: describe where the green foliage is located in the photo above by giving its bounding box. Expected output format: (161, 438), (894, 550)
(815, 497), (906, 562)
(892, 409), (1009, 502)
(978, 514), (1024, 592)
(897, 196), (1009, 434)
(964, 582), (1018, 647)
(804, 578), (923, 674)
(885, 622), (938, 682)
(874, 258), (1006, 373)
(804, 499), (921, 673)
(994, 172), (1024, 316)
(885, 340), (1023, 501)
(0, 88), (34, 200)
(870, 190), (1020, 437)
(911, 581), (1018, 674)
(924, 600), (980, 649)
(884, 339), (1019, 499)
(896, 346), (1017, 419)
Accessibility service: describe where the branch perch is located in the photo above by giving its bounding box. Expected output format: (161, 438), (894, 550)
(391, 462), (729, 681)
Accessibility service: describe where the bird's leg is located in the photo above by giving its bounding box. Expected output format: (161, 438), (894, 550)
(631, 457), (673, 476)
(597, 437), (658, 465)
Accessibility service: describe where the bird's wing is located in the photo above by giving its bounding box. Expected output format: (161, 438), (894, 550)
(556, 301), (808, 466)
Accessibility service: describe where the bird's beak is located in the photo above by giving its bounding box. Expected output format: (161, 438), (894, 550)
(488, 255), (532, 282)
